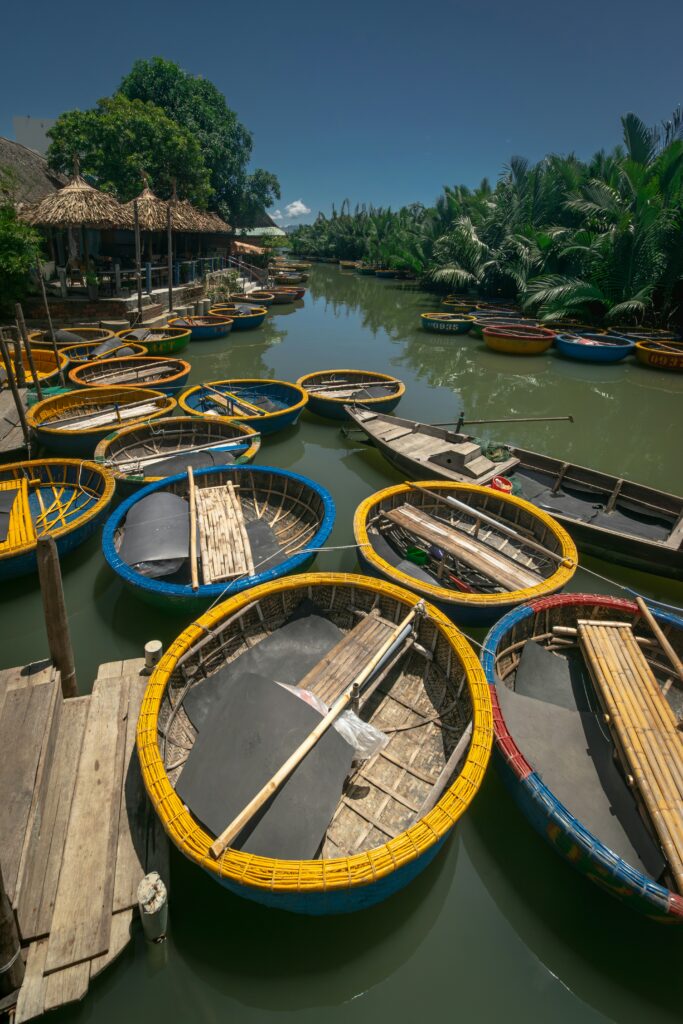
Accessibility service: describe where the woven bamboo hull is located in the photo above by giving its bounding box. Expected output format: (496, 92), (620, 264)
(0, 459), (115, 580)
(297, 370), (405, 421)
(60, 341), (147, 363)
(556, 335), (634, 363)
(179, 379), (308, 435)
(482, 593), (683, 922)
(68, 357), (191, 396)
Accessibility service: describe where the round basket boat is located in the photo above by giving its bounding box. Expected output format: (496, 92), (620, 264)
(60, 339), (147, 364)
(136, 571), (493, 913)
(273, 273), (307, 285)
(555, 333), (635, 364)
(0, 458), (115, 580)
(117, 326), (191, 356)
(356, 265), (377, 275)
(166, 314), (233, 341)
(481, 593), (683, 923)
(27, 387), (175, 457)
(338, 260), (357, 269)
(209, 305), (268, 331)
(229, 291), (275, 307)
(483, 324), (555, 355)
(635, 339), (683, 372)
(375, 269), (397, 278)
(268, 289), (298, 305)
(68, 355), (191, 395)
(421, 313), (475, 335)
(94, 415), (261, 493)
(28, 326), (115, 348)
(296, 369), (405, 420)
(440, 300), (475, 314)
(468, 315), (535, 339)
(1, 347), (68, 386)
(179, 378), (308, 435)
(354, 481), (577, 626)
(103, 465), (335, 610)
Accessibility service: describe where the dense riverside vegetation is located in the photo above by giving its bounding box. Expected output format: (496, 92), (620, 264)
(289, 111), (683, 328)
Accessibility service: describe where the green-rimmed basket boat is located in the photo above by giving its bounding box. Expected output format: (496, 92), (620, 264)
(117, 326), (191, 356)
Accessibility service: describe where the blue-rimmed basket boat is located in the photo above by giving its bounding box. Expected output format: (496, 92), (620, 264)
(209, 305), (268, 331)
(354, 481), (577, 626)
(60, 340), (147, 363)
(29, 326), (115, 349)
(421, 313), (475, 335)
(296, 369), (404, 420)
(67, 355), (191, 396)
(94, 415), (261, 494)
(136, 571), (493, 913)
(481, 592), (683, 923)
(179, 378), (307, 435)
(27, 387), (176, 456)
(0, 458), (115, 580)
(167, 315), (233, 341)
(555, 333), (635, 363)
(1, 346), (68, 387)
(117, 326), (191, 356)
(103, 465), (335, 610)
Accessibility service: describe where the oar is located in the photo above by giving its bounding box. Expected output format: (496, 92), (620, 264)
(187, 466), (199, 591)
(636, 597), (683, 692)
(120, 435), (259, 471)
(209, 603), (423, 859)
(406, 483), (574, 567)
(433, 414), (574, 429)
(203, 384), (266, 417)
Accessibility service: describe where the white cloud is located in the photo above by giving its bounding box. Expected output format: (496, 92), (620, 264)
(284, 199), (311, 219)
(271, 209), (284, 221)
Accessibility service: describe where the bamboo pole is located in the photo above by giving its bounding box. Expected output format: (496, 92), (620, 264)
(204, 384), (265, 416)
(210, 604), (422, 859)
(0, 331), (30, 453)
(636, 597), (683, 689)
(167, 204), (173, 315)
(415, 721), (473, 819)
(0, 861), (24, 997)
(187, 466), (199, 591)
(10, 329), (26, 388)
(441, 414), (574, 428)
(15, 304), (43, 401)
(36, 536), (78, 698)
(35, 259), (66, 386)
(133, 201), (143, 322)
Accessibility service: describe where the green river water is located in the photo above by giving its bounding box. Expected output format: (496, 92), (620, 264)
(3, 265), (683, 1023)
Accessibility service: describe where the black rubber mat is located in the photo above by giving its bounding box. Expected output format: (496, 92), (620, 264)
(143, 450), (235, 477)
(0, 488), (19, 544)
(177, 671), (354, 858)
(245, 519), (285, 572)
(118, 491), (189, 577)
(514, 641), (591, 712)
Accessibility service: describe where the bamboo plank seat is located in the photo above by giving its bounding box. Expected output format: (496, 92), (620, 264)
(383, 503), (543, 590)
(195, 481), (255, 585)
(578, 621), (683, 892)
(0, 477), (36, 554)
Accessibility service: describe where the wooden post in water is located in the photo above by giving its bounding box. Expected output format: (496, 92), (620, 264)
(15, 304), (43, 402)
(9, 328), (26, 388)
(133, 200), (143, 323)
(36, 537), (78, 698)
(35, 259), (66, 385)
(0, 861), (24, 997)
(166, 203), (173, 315)
(0, 331), (30, 453)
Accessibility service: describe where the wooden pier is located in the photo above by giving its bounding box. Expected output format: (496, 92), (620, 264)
(0, 656), (168, 1022)
(0, 390), (28, 460)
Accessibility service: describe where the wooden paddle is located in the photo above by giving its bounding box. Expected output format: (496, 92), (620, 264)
(636, 597), (683, 691)
(187, 466), (199, 591)
(209, 603), (423, 859)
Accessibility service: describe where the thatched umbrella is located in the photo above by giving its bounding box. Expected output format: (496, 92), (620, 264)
(123, 184), (168, 233)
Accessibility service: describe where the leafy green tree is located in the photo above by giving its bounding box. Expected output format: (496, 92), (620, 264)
(0, 200), (42, 316)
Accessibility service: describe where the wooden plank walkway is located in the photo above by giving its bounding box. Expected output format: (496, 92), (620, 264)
(0, 389), (28, 458)
(0, 657), (168, 1023)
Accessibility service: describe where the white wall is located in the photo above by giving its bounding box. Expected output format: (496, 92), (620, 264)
(13, 116), (56, 156)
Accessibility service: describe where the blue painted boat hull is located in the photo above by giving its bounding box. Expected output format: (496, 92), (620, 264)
(0, 509), (107, 580)
(189, 324), (233, 340)
(555, 334), (635, 363)
(307, 393), (402, 421)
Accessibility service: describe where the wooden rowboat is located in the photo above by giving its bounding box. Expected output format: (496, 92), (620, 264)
(117, 326), (191, 356)
(60, 339), (147, 363)
(555, 333), (635, 364)
(103, 465), (335, 609)
(1, 347), (67, 386)
(296, 369), (404, 420)
(482, 593), (683, 922)
(29, 326), (115, 348)
(27, 387), (176, 457)
(355, 482), (576, 625)
(635, 340), (683, 372)
(94, 415), (261, 493)
(421, 313), (475, 335)
(209, 305), (268, 331)
(344, 408), (683, 580)
(180, 379), (307, 435)
(68, 355), (191, 395)
(483, 324), (555, 354)
(136, 572), (493, 912)
(167, 315), (233, 341)
(0, 458), (115, 580)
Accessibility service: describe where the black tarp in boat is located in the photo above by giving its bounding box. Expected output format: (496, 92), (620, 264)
(117, 491), (189, 578)
(0, 488), (20, 544)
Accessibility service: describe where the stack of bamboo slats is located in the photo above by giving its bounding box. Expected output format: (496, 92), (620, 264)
(194, 481), (254, 585)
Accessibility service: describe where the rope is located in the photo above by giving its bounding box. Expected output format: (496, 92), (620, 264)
(0, 946), (21, 975)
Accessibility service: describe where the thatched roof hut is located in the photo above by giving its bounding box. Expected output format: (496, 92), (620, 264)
(0, 136), (66, 206)
(123, 185), (168, 232)
(22, 173), (133, 229)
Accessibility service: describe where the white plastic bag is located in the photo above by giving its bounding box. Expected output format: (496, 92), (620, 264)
(276, 683), (388, 760)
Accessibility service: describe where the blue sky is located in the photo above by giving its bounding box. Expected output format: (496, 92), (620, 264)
(2, 0), (682, 224)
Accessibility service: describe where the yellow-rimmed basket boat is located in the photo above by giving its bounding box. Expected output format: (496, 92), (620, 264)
(482, 324), (555, 355)
(117, 326), (191, 356)
(0, 458), (115, 580)
(27, 387), (176, 456)
(60, 340), (147, 363)
(634, 339), (683, 372)
(136, 572), (493, 914)
(1, 346), (68, 386)
(67, 355), (191, 395)
(29, 326), (115, 348)
(296, 369), (405, 420)
(354, 481), (577, 626)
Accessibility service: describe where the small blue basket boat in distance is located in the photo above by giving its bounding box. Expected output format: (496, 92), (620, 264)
(555, 333), (635, 364)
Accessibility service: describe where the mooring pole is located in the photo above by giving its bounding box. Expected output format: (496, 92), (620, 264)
(15, 304), (43, 402)
(166, 203), (173, 315)
(0, 331), (30, 453)
(34, 261), (66, 386)
(9, 328), (26, 388)
(36, 537), (78, 698)
(0, 861), (24, 997)
(133, 200), (143, 323)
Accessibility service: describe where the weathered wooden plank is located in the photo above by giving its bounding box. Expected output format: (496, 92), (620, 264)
(0, 682), (58, 903)
(89, 909), (133, 980)
(43, 961), (90, 1011)
(14, 938), (48, 1024)
(44, 677), (129, 973)
(296, 609), (396, 705)
(113, 673), (152, 912)
(17, 698), (89, 941)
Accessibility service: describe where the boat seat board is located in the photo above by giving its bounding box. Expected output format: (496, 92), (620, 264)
(0, 478), (35, 551)
(176, 672), (355, 858)
(384, 504), (542, 590)
(578, 622), (683, 891)
(496, 683), (666, 878)
(371, 425), (414, 443)
(195, 481), (254, 584)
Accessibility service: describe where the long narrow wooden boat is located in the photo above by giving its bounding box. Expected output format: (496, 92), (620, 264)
(344, 408), (683, 580)
(375, 269), (397, 279)
(167, 315), (233, 341)
(29, 326), (115, 348)
(0, 458), (115, 579)
(421, 313), (475, 335)
(297, 369), (404, 420)
(117, 326), (191, 356)
(136, 571), (493, 912)
(180, 379), (307, 435)
(60, 339), (147, 363)
(103, 465), (335, 609)
(354, 481), (576, 625)
(481, 593), (683, 922)
(228, 291), (275, 307)
(68, 355), (191, 395)
(635, 340), (683, 372)
(483, 325), (555, 354)
(94, 415), (261, 493)
(1, 347), (68, 386)
(209, 305), (268, 331)
(27, 387), (175, 457)
(555, 333), (635, 364)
